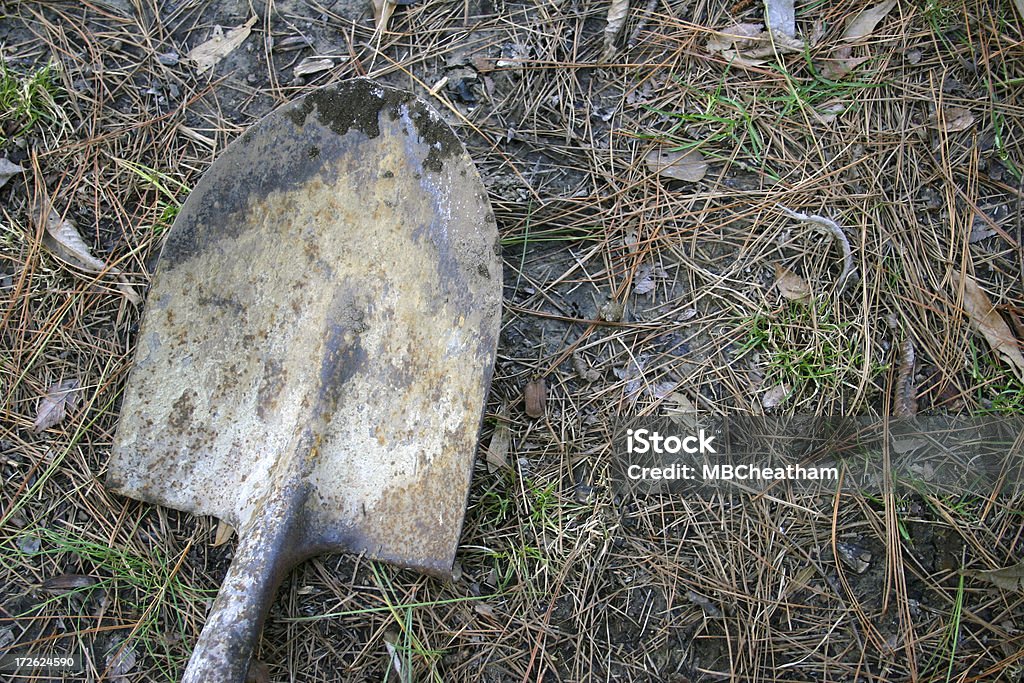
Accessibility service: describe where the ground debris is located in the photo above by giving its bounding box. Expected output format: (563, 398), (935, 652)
(372, 0), (397, 33)
(37, 195), (141, 304)
(965, 561), (1024, 592)
(486, 420), (512, 473)
(928, 105), (975, 133)
(953, 272), (1024, 382)
(764, 0), (795, 38)
(761, 383), (791, 409)
(818, 0), (896, 79)
(773, 263), (810, 303)
(778, 205), (855, 294)
(212, 519), (235, 546)
(836, 541), (872, 574)
(0, 157), (25, 189)
(294, 57), (336, 79)
(188, 16), (257, 74)
(34, 378), (82, 432)
(601, 0), (630, 61)
(40, 574), (98, 594)
(524, 377), (546, 418)
(104, 641), (137, 683)
(644, 147), (707, 183)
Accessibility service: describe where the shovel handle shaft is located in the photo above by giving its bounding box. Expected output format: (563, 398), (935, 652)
(181, 485), (302, 683)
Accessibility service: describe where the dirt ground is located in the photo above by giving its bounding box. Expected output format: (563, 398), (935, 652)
(2, 0), (1024, 681)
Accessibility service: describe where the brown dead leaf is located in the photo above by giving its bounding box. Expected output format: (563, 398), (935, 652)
(819, 47), (869, 80)
(189, 16), (257, 74)
(474, 602), (497, 618)
(929, 106), (975, 133)
(644, 147), (708, 183)
(762, 383), (791, 409)
(706, 22), (763, 53)
(572, 352), (601, 382)
(486, 421), (511, 473)
(842, 0), (897, 42)
(41, 574), (98, 594)
(954, 272), (1024, 381)
(773, 264), (811, 303)
(212, 519), (235, 546)
(602, 0), (630, 60)
(965, 561), (1024, 592)
(524, 378), (546, 418)
(817, 1), (896, 79)
(39, 197), (142, 304)
(34, 378), (82, 432)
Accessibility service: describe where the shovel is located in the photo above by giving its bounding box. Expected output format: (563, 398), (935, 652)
(106, 79), (501, 682)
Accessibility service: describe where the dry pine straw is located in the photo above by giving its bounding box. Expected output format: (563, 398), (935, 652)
(2, 0), (1024, 681)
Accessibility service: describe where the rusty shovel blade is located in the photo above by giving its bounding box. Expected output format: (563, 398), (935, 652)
(107, 79), (501, 682)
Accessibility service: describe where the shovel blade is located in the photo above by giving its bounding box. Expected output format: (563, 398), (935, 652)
(108, 79), (501, 576)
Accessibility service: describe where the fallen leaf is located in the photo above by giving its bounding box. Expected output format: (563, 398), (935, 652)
(644, 147), (708, 183)
(524, 378), (546, 418)
(0, 158), (25, 190)
(1015, 0), (1024, 21)
(486, 422), (511, 473)
(41, 574), (98, 594)
(762, 384), (791, 409)
(294, 57), (335, 79)
(39, 198), (142, 304)
(929, 106), (975, 133)
(842, 0), (897, 41)
(188, 16), (257, 74)
(705, 22), (764, 53)
(42, 206), (109, 273)
(773, 263), (811, 303)
(246, 660), (270, 683)
(686, 590), (722, 616)
(372, 0), (397, 33)
(965, 561), (1024, 592)
(602, 0), (630, 61)
(817, 1), (896, 79)
(666, 391), (700, 429)
(474, 602), (497, 618)
(765, 0), (796, 38)
(105, 642), (137, 683)
(633, 263), (666, 295)
(572, 352), (601, 382)
(212, 519), (235, 546)
(954, 272), (1024, 381)
(819, 48), (869, 80)
(34, 378), (82, 432)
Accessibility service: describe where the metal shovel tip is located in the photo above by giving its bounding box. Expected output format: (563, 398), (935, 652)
(107, 78), (501, 578)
